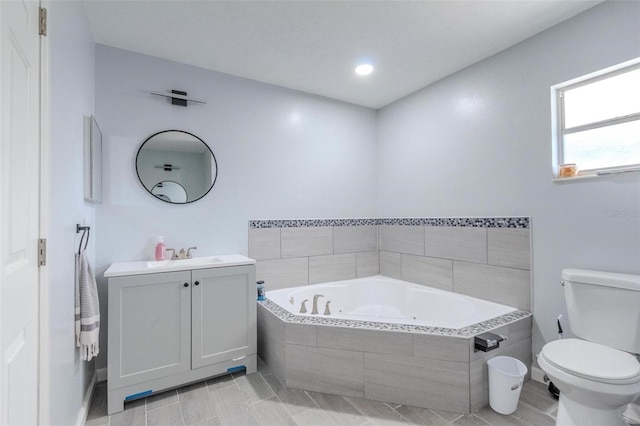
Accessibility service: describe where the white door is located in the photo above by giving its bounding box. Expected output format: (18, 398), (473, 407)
(0, 0), (42, 424)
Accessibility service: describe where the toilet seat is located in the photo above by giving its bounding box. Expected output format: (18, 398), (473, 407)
(541, 338), (640, 385)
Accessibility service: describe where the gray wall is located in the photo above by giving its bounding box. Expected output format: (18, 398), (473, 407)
(94, 46), (378, 368)
(49, 2), (96, 425)
(376, 1), (640, 358)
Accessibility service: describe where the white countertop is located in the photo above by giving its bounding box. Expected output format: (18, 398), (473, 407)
(104, 254), (255, 278)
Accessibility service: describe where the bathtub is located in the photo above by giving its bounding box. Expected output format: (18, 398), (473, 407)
(267, 276), (516, 329)
(257, 275), (532, 414)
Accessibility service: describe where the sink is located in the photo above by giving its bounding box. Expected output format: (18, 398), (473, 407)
(147, 256), (223, 269)
(104, 254), (255, 278)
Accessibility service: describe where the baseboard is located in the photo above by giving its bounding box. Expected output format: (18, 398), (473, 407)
(75, 371), (97, 426)
(97, 367), (107, 382)
(531, 365), (546, 384)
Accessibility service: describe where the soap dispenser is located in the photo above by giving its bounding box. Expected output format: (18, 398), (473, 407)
(155, 236), (166, 261)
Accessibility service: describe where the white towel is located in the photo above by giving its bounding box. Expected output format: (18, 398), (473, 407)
(75, 251), (100, 361)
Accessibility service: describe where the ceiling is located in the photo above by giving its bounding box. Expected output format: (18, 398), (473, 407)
(82, 0), (602, 109)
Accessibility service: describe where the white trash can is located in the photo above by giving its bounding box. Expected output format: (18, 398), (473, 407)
(487, 356), (528, 415)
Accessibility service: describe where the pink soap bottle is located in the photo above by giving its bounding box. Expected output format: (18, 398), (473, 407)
(155, 236), (166, 261)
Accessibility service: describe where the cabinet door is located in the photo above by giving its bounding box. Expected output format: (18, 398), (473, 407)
(191, 265), (256, 369)
(108, 271), (191, 389)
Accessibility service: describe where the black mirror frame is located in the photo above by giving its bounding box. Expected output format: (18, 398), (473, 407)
(135, 130), (218, 204)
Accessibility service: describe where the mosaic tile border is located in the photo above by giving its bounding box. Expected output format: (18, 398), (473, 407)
(249, 217), (529, 229)
(249, 218), (379, 228)
(259, 299), (531, 338)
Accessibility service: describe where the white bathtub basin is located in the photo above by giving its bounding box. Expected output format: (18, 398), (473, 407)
(267, 275), (516, 329)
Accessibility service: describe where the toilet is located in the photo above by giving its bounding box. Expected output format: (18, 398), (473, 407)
(538, 269), (640, 426)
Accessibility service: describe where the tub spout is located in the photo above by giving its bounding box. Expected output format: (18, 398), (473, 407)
(299, 299), (309, 314)
(324, 301), (331, 315)
(312, 294), (324, 315)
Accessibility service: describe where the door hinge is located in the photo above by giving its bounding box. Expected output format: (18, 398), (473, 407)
(39, 7), (47, 36)
(38, 238), (47, 266)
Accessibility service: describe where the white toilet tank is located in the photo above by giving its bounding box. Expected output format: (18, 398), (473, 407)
(563, 268), (640, 354)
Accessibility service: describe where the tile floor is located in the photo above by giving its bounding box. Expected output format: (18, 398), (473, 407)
(85, 358), (636, 426)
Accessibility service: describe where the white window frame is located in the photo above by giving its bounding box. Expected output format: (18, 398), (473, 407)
(551, 57), (640, 179)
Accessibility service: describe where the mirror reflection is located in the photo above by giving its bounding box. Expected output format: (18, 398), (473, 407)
(136, 130), (217, 204)
(151, 181), (187, 203)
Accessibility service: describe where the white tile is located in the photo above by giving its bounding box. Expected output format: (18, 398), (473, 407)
(343, 396), (410, 425)
(357, 251), (380, 277)
(309, 253), (356, 284)
(292, 407), (340, 426)
(249, 228), (281, 260)
(147, 403), (185, 426)
(379, 251), (401, 279)
(146, 389), (179, 411)
(209, 385), (258, 426)
(234, 372), (275, 404)
(364, 353), (470, 414)
(257, 303), (284, 343)
(257, 305), (286, 380)
(249, 397), (297, 426)
(424, 227), (487, 264)
(285, 323), (317, 347)
(413, 334), (469, 363)
(110, 399), (146, 426)
(401, 254), (453, 291)
(380, 225), (424, 255)
(258, 336), (286, 382)
(334, 225), (378, 253)
(260, 374), (317, 417)
(488, 228), (531, 270)
(305, 392), (369, 426)
(394, 405), (450, 426)
(453, 261), (531, 311)
(286, 345), (364, 398)
(282, 227), (333, 258)
(178, 382), (217, 425)
(256, 257), (308, 290)
(317, 327), (413, 356)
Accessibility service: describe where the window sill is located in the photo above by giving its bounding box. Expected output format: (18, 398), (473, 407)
(553, 168), (640, 182)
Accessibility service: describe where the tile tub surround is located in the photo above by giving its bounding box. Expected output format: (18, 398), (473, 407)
(257, 300), (532, 414)
(249, 217), (531, 311)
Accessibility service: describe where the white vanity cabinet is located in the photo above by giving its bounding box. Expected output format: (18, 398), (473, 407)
(105, 258), (256, 414)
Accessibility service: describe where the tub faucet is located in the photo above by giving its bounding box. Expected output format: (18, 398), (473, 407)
(312, 294), (324, 315)
(299, 299), (308, 314)
(324, 301), (331, 316)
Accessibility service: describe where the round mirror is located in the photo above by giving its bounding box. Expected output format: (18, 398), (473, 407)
(151, 181), (187, 203)
(136, 130), (218, 204)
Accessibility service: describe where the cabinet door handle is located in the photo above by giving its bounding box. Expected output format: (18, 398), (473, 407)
(183, 282), (189, 287)
(194, 281), (200, 286)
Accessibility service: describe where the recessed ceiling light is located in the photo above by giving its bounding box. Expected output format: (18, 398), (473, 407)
(355, 64), (374, 76)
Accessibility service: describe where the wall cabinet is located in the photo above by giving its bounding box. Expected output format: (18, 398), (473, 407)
(107, 265), (256, 414)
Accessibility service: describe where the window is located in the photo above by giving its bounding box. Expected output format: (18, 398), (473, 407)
(552, 58), (640, 178)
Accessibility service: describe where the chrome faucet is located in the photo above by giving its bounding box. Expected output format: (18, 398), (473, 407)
(324, 301), (331, 316)
(173, 246), (198, 260)
(165, 248), (176, 260)
(311, 294), (324, 315)
(299, 299), (308, 314)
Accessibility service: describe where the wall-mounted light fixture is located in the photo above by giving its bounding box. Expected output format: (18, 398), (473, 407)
(148, 89), (206, 107)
